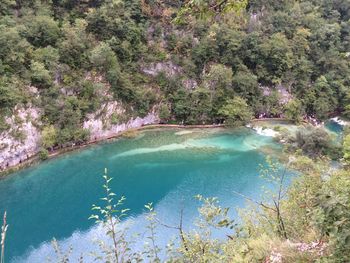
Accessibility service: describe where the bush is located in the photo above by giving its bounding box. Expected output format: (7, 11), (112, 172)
(38, 148), (49, 160)
(314, 170), (350, 262)
(291, 127), (337, 158)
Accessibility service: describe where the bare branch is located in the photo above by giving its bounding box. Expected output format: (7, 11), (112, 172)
(232, 190), (276, 212)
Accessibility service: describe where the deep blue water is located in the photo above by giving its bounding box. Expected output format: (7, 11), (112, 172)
(0, 128), (284, 262)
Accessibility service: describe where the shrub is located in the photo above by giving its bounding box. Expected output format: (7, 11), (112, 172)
(38, 148), (49, 160)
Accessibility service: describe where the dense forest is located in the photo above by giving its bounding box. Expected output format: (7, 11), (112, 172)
(1, 0), (350, 149)
(1, 0), (350, 262)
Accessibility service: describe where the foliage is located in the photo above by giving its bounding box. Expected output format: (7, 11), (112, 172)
(158, 104), (171, 123)
(284, 99), (304, 124)
(343, 134), (350, 165)
(176, 0), (248, 22)
(143, 203), (161, 262)
(41, 125), (57, 150)
(0, 78), (22, 110)
(291, 127), (336, 157)
(218, 97), (252, 126)
(24, 15), (60, 48)
(38, 148), (49, 160)
(30, 61), (52, 88)
(1, 0), (350, 147)
(89, 168), (131, 262)
(314, 170), (350, 262)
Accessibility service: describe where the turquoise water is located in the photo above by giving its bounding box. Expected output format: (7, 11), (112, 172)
(325, 120), (343, 135)
(325, 120), (344, 144)
(0, 128), (283, 262)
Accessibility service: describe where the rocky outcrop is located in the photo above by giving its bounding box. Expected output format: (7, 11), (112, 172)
(259, 84), (293, 105)
(276, 84), (292, 105)
(142, 61), (182, 77)
(83, 101), (159, 140)
(0, 106), (42, 171)
(0, 99), (159, 172)
(142, 61), (198, 90)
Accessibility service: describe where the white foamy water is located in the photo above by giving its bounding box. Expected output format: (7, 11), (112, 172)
(252, 126), (279, 137)
(330, 117), (348, 126)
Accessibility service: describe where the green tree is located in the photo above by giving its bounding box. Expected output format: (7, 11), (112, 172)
(314, 170), (350, 262)
(259, 33), (293, 84)
(172, 88), (192, 124)
(24, 15), (60, 47)
(293, 127), (336, 157)
(59, 19), (91, 68)
(232, 65), (261, 109)
(202, 64), (234, 113)
(190, 87), (213, 124)
(343, 91), (350, 118)
(0, 78), (22, 109)
(303, 76), (336, 120)
(30, 61), (52, 88)
(218, 97), (252, 126)
(41, 125), (57, 150)
(0, 25), (32, 74)
(284, 99), (304, 123)
(203, 64), (233, 91)
(32, 46), (60, 71)
(159, 104), (171, 123)
(176, 0), (247, 22)
(0, 0), (15, 15)
(89, 42), (119, 72)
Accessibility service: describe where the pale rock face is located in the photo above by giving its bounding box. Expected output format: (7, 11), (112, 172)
(0, 106), (42, 170)
(83, 101), (159, 140)
(259, 84), (293, 105)
(182, 79), (198, 90)
(276, 84), (292, 105)
(260, 84), (272, 96)
(142, 61), (182, 77)
(0, 100), (159, 171)
(252, 126), (279, 137)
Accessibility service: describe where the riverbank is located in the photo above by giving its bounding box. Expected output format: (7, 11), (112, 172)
(0, 118), (325, 177)
(0, 123), (227, 177)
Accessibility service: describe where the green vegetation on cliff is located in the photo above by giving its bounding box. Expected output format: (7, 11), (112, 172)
(1, 0), (350, 148)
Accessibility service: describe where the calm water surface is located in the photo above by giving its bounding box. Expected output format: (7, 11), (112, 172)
(0, 128), (284, 262)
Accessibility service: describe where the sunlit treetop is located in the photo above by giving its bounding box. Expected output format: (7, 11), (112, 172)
(175, 0), (247, 22)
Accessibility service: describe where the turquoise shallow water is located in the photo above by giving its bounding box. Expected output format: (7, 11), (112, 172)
(0, 128), (283, 262)
(325, 120), (343, 135)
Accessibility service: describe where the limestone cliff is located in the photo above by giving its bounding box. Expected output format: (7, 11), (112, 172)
(0, 101), (159, 172)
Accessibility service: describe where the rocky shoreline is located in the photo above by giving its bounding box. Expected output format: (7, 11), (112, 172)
(1, 116), (345, 177)
(0, 110), (159, 175)
(0, 122), (228, 177)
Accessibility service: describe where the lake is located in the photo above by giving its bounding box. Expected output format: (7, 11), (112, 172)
(0, 127), (284, 262)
